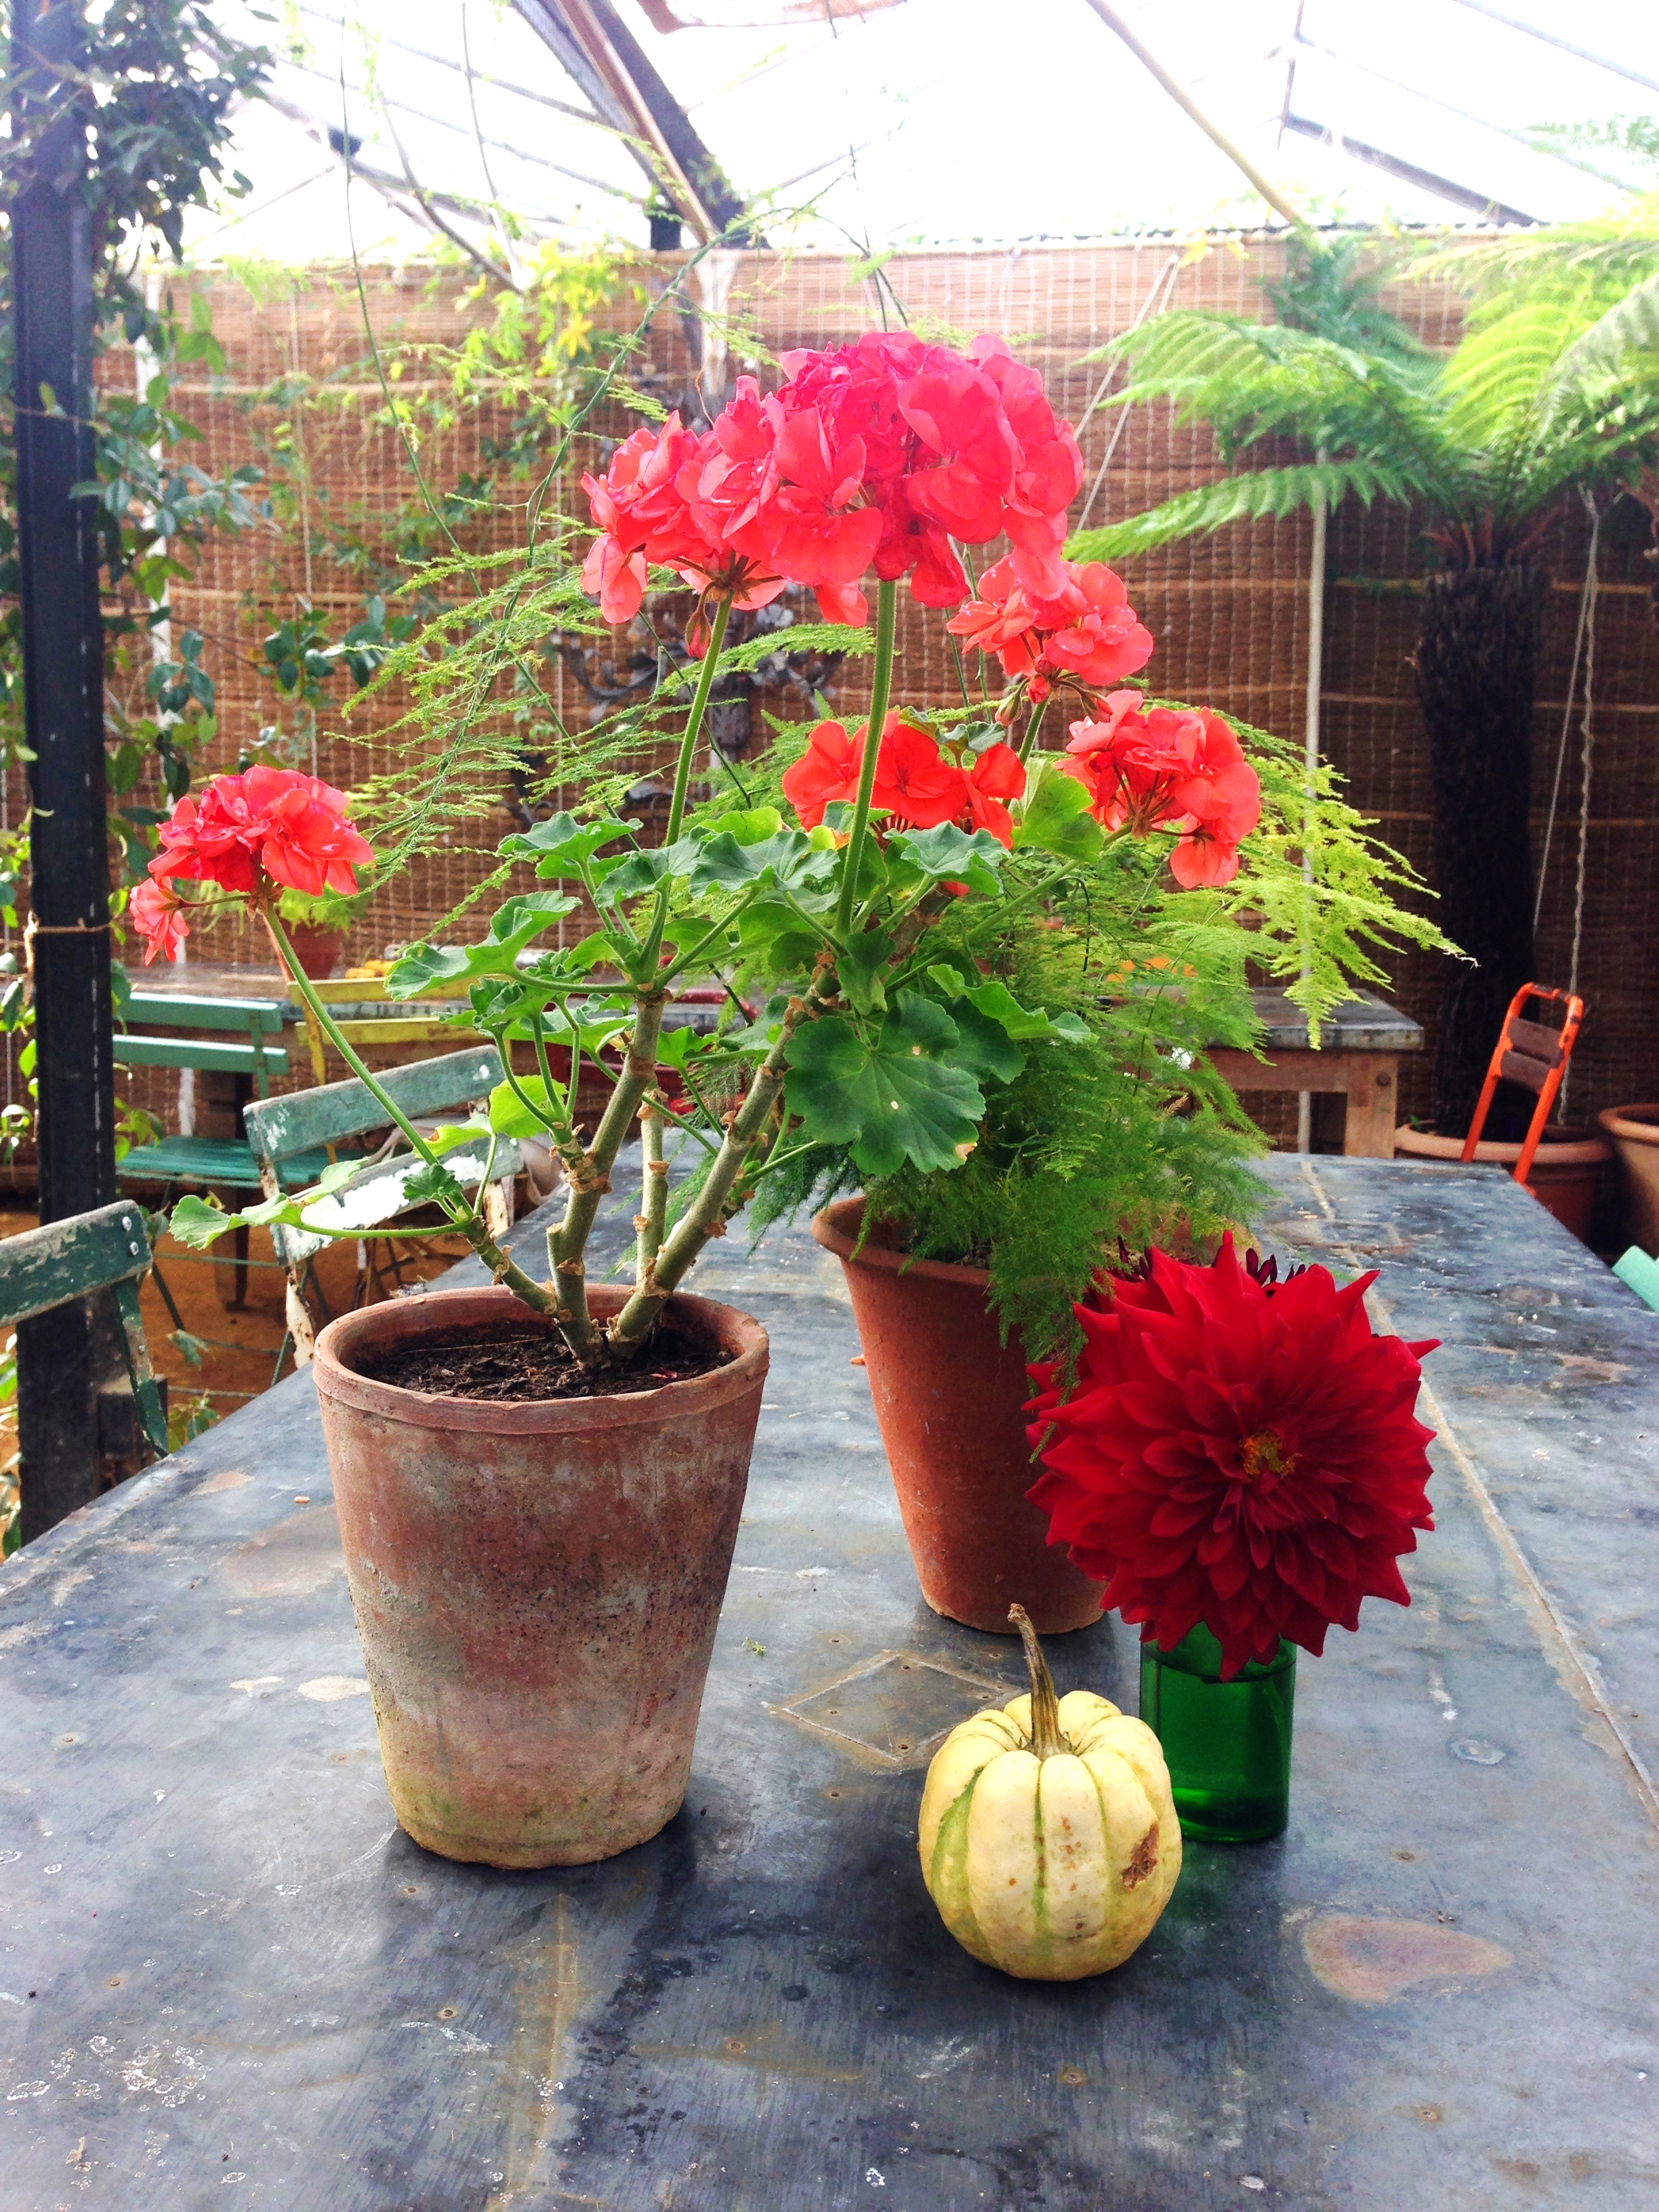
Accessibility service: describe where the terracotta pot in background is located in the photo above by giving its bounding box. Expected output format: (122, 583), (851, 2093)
(312, 1284), (768, 1868)
(1597, 1105), (1659, 1255)
(277, 924), (347, 979)
(1393, 1122), (1610, 1244)
(811, 1197), (1103, 1637)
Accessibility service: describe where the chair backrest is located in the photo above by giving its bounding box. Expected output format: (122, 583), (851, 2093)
(125, 991), (285, 1035)
(0, 1202), (169, 1456)
(285, 976), (481, 1084)
(1460, 984), (1586, 1187)
(242, 1046), (508, 1166)
(122, 990), (287, 1097)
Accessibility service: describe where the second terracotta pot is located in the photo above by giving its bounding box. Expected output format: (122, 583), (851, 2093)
(1597, 1104), (1659, 1254)
(312, 1284), (767, 1868)
(812, 1197), (1103, 1636)
(1392, 1122), (1609, 1242)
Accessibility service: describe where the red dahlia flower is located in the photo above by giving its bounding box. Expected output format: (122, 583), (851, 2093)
(142, 768), (374, 962)
(1025, 1237), (1439, 1679)
(1065, 695), (1261, 886)
(947, 556), (1155, 703)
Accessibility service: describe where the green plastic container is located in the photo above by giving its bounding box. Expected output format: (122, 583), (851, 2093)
(1139, 1623), (1296, 1843)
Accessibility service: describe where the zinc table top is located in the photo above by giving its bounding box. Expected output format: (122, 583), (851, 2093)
(0, 1155), (1654, 2212)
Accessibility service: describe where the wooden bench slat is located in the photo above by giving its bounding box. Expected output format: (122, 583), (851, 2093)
(111, 1036), (288, 1076)
(118, 1138), (337, 1191)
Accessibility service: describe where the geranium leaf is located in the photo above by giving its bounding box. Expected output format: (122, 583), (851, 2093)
(678, 827), (837, 896)
(489, 1077), (562, 1137)
(167, 1193), (234, 1249)
(592, 847), (672, 902)
(836, 928), (893, 1015)
(783, 992), (984, 1176)
(948, 1001), (1026, 1083)
(964, 978), (1091, 1044)
(888, 823), (1008, 893)
(499, 811), (636, 876)
(1012, 758), (1103, 862)
(403, 1160), (467, 1210)
(385, 895), (577, 998)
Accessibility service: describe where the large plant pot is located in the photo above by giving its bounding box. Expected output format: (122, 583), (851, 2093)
(811, 1197), (1103, 1636)
(1597, 1105), (1659, 1255)
(312, 1284), (768, 1868)
(276, 924), (347, 979)
(1393, 1122), (1609, 1243)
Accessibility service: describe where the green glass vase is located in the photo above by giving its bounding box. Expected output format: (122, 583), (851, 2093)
(1139, 1623), (1296, 1844)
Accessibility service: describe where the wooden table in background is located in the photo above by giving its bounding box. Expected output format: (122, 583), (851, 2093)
(1210, 987), (1425, 1157)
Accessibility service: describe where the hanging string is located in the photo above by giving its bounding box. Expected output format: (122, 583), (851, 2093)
(1558, 485), (1601, 1123)
(1073, 251), (1183, 533)
(1534, 491), (1600, 933)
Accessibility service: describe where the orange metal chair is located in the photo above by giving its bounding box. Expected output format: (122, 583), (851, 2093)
(1460, 984), (1586, 1188)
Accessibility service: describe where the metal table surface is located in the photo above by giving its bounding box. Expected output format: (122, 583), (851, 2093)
(1, 1156), (1655, 2212)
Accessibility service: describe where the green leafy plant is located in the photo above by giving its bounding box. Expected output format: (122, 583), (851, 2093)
(1068, 232), (1659, 1134)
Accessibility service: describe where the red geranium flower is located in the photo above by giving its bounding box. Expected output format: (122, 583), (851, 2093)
(780, 718), (864, 830)
(1025, 1237), (1439, 1679)
(870, 718), (968, 829)
(150, 768), (373, 905)
(1064, 697), (1261, 886)
(781, 714), (1013, 840)
(581, 401), (787, 634)
(948, 556), (1154, 703)
(129, 876), (188, 965)
(960, 740), (1026, 846)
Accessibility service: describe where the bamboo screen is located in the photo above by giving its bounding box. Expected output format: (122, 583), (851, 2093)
(24, 238), (1659, 1153)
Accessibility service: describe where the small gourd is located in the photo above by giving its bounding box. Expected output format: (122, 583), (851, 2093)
(918, 1605), (1182, 1980)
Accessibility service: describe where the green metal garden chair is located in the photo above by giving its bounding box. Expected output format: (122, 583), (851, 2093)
(243, 1046), (520, 1376)
(115, 987), (336, 1317)
(0, 1200), (169, 1466)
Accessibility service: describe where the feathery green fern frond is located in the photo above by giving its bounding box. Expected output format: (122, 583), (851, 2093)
(1067, 457), (1415, 561)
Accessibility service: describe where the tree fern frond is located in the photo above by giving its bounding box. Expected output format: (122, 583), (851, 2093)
(1547, 271), (1659, 394)
(1067, 457), (1418, 561)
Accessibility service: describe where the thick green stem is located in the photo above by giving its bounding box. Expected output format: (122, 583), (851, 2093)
(1017, 691), (1049, 764)
(545, 987), (670, 1361)
(266, 912), (558, 1319)
(834, 579), (899, 938)
(635, 1097), (668, 1277)
(607, 952), (835, 1349)
(663, 594), (733, 847)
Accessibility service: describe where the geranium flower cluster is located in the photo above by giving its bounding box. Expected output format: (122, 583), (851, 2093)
(131, 766), (373, 965)
(1063, 691), (1261, 888)
(1025, 1237), (1439, 1679)
(946, 554), (1155, 706)
(580, 331), (1082, 634)
(781, 713), (1027, 846)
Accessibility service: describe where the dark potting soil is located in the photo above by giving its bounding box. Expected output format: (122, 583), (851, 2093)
(354, 1317), (732, 1402)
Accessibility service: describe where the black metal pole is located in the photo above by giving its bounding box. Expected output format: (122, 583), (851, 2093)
(10, 0), (120, 1540)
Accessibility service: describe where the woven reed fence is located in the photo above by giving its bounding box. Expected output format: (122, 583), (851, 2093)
(10, 237), (1657, 1157)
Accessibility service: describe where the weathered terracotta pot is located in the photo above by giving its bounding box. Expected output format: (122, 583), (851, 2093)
(276, 924), (346, 979)
(811, 1197), (1103, 1637)
(312, 1284), (768, 1868)
(1393, 1123), (1609, 1243)
(1597, 1105), (1659, 1254)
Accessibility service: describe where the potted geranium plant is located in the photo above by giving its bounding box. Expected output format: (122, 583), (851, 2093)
(149, 326), (1443, 1870)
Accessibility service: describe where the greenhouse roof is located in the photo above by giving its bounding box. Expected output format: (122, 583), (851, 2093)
(191, 0), (1658, 265)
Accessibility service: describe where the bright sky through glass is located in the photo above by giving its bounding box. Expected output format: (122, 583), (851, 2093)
(190, 0), (1659, 263)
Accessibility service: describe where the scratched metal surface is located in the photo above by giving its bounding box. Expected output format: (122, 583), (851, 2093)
(1, 1156), (1654, 2211)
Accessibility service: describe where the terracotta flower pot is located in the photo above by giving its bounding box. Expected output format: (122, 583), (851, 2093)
(811, 1197), (1103, 1636)
(1596, 1105), (1659, 1255)
(276, 924), (346, 979)
(311, 1284), (768, 1868)
(1392, 1122), (1609, 1244)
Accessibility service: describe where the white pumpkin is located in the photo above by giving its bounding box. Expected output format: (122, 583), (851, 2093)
(918, 1606), (1182, 1980)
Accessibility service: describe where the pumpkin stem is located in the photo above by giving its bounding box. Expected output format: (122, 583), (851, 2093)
(1009, 1604), (1065, 1759)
